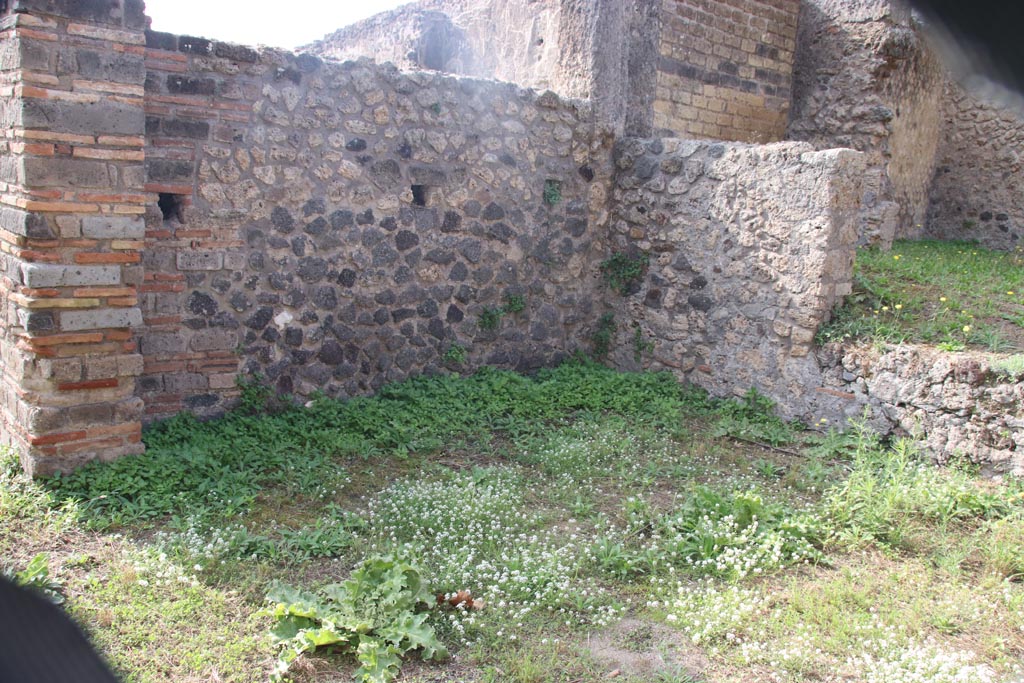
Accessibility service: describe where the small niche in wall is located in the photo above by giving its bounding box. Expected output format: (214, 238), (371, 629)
(411, 185), (432, 207)
(158, 192), (186, 223)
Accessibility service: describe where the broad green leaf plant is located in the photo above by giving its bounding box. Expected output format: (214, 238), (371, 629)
(262, 555), (447, 682)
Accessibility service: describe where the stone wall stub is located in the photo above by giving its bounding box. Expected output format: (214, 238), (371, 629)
(0, 0), (147, 475)
(607, 138), (865, 420)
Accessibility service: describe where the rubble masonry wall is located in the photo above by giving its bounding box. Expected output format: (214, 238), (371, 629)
(138, 30), (610, 422)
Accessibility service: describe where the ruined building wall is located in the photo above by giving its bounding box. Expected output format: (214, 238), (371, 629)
(788, 0), (944, 247)
(653, 0), (799, 142)
(307, 0), (801, 143)
(139, 29), (609, 422)
(303, 0), (656, 136)
(0, 10), (25, 458)
(283, 0), (1024, 255)
(926, 83), (1024, 251)
(607, 139), (864, 420)
(0, 0), (902, 476)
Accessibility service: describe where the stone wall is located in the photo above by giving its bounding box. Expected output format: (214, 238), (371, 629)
(926, 82), (1024, 251)
(819, 343), (1024, 477)
(138, 29), (608, 422)
(788, 0), (944, 247)
(606, 138), (865, 419)
(654, 0), (799, 142)
(0, 0), (147, 476)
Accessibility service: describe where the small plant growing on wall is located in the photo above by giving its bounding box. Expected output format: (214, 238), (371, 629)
(442, 344), (467, 364)
(543, 179), (562, 206)
(236, 376), (272, 415)
(632, 325), (654, 363)
(503, 293), (526, 314)
(591, 312), (616, 358)
(477, 294), (528, 331)
(600, 251), (649, 295)
(478, 307), (503, 331)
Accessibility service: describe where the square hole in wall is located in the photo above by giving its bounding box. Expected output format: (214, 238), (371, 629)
(411, 185), (432, 207)
(158, 192), (187, 223)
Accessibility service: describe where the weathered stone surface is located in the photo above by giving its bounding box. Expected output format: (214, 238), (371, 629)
(191, 328), (238, 352)
(818, 343), (1024, 477)
(77, 49), (146, 83)
(159, 118), (210, 139)
(0, 207), (54, 239)
(271, 207), (295, 233)
(481, 203), (505, 221)
(167, 75), (216, 95)
(61, 308), (143, 332)
(21, 158), (111, 188)
(14, 0), (147, 28)
(22, 264), (120, 288)
(20, 97), (143, 136)
(82, 216), (145, 239)
(187, 291), (218, 316)
(395, 230), (419, 251)
(148, 159), (193, 182)
(926, 83), (1024, 251)
(177, 251), (224, 271)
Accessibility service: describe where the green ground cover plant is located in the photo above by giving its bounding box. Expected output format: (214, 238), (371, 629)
(1, 361), (1022, 683)
(818, 240), (1024, 351)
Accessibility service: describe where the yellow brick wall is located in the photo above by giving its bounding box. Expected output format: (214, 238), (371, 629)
(655, 0), (799, 142)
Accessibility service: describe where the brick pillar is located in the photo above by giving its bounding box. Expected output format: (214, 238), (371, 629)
(0, 0), (147, 475)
